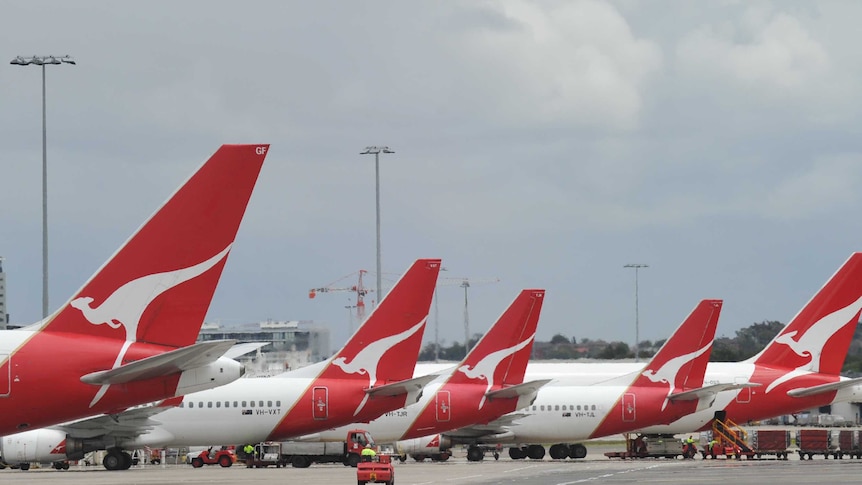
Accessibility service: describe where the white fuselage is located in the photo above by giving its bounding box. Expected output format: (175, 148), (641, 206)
(126, 372), (316, 448)
(415, 360), (856, 442)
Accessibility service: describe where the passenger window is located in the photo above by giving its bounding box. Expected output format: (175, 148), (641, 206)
(225, 401), (230, 408)
(276, 401), (281, 407)
(234, 401), (239, 407)
(591, 405), (596, 411)
(216, 402), (221, 408)
(250, 401), (255, 407)
(198, 402), (203, 408)
(577, 405), (581, 411)
(242, 401), (247, 407)
(268, 401), (273, 407)
(259, 401), (264, 407)
(540, 405), (545, 411)
(207, 402), (212, 408)
(555, 405), (560, 411)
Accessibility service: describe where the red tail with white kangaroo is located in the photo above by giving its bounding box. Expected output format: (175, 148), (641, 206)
(716, 253), (862, 418)
(401, 289), (548, 440)
(265, 258), (442, 440)
(0, 144), (269, 436)
(589, 299), (722, 437)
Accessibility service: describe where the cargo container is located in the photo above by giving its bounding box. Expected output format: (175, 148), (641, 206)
(796, 429), (837, 460)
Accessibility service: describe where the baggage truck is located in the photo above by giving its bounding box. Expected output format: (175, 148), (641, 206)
(279, 429), (376, 468)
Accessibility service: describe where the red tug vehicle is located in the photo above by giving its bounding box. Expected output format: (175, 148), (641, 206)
(356, 453), (395, 485)
(188, 446), (236, 468)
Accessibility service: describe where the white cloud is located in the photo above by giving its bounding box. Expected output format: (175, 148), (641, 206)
(756, 153), (862, 220)
(454, 0), (663, 131)
(676, 9), (829, 97)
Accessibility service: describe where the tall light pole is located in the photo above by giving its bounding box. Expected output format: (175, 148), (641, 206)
(360, 146), (394, 301)
(461, 280), (471, 353)
(624, 263), (648, 362)
(434, 267), (447, 362)
(10, 55), (76, 319)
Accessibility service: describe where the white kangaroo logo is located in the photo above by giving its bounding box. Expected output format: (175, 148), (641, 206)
(765, 295), (862, 393)
(457, 334), (535, 409)
(71, 245), (232, 407)
(641, 342), (711, 411)
(332, 318), (426, 416)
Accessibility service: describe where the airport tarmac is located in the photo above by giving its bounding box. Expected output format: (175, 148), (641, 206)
(3, 444), (862, 485)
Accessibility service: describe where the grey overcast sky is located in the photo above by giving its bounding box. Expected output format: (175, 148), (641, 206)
(3, 1), (862, 350)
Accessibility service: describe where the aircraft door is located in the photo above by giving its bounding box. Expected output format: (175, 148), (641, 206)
(436, 390), (451, 422)
(0, 356), (8, 397)
(622, 393), (636, 422)
(312, 386), (328, 420)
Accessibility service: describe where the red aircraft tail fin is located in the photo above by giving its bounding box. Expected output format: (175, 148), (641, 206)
(449, 289), (545, 389)
(752, 253), (862, 376)
(636, 299), (723, 393)
(326, 259), (442, 385)
(43, 144), (270, 348)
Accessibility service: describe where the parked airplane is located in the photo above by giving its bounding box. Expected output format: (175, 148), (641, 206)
(396, 299), (724, 461)
(410, 253), (862, 460)
(284, 289), (551, 463)
(0, 144), (269, 439)
(1, 259), (442, 470)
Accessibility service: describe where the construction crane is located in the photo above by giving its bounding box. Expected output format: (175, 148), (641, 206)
(309, 270), (372, 331)
(436, 276), (501, 357)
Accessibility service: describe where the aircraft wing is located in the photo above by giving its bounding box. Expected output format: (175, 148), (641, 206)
(668, 382), (761, 402)
(786, 377), (862, 398)
(442, 413), (529, 440)
(81, 340), (236, 385)
(223, 341), (270, 360)
(51, 399), (179, 440)
(668, 382), (761, 412)
(485, 379), (552, 400)
(365, 374), (439, 398)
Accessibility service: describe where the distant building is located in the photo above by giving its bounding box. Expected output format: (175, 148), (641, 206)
(0, 257), (7, 329)
(197, 319), (330, 375)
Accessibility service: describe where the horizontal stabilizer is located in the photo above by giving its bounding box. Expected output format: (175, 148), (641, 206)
(485, 379), (552, 400)
(365, 374), (438, 398)
(668, 382), (761, 402)
(223, 341), (270, 359)
(81, 340), (236, 385)
(445, 414), (526, 439)
(787, 377), (862, 398)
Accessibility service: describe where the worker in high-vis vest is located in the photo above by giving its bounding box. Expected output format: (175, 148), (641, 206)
(243, 443), (256, 466)
(361, 444), (377, 462)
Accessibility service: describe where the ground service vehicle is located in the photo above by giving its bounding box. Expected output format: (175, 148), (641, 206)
(604, 434), (687, 459)
(189, 447), (235, 468)
(250, 429), (375, 468)
(242, 443), (284, 468)
(357, 454), (394, 485)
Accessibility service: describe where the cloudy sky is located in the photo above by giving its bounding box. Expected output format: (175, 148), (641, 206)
(3, 1), (862, 351)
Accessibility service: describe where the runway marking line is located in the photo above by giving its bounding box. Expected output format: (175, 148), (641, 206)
(556, 463), (667, 484)
(503, 464), (542, 473)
